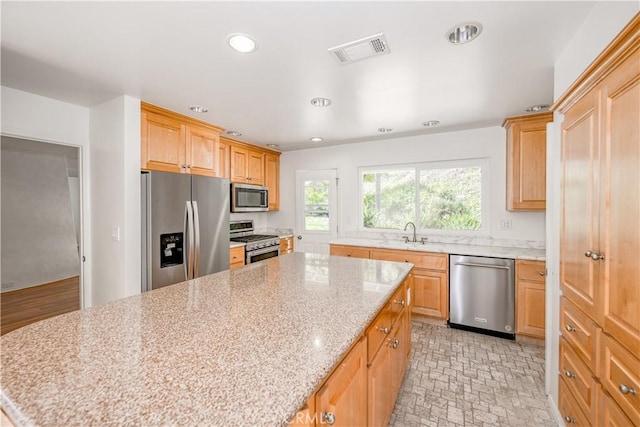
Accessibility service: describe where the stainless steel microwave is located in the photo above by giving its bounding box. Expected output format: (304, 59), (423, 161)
(231, 183), (269, 212)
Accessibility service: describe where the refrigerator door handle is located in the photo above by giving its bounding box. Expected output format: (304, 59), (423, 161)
(185, 201), (195, 280)
(193, 200), (201, 278)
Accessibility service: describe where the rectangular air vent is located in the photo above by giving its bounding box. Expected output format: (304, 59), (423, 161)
(328, 32), (390, 65)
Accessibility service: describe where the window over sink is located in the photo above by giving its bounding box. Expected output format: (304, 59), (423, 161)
(360, 158), (488, 234)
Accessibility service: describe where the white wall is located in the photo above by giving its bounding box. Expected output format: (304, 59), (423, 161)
(271, 126), (545, 243)
(0, 86), (92, 306)
(545, 2), (639, 415)
(90, 96), (141, 305)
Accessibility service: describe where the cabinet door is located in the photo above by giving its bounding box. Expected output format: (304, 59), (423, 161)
(230, 145), (249, 183)
(505, 112), (552, 210)
(599, 52), (640, 356)
(218, 138), (230, 179)
(141, 110), (185, 173)
(247, 149), (265, 185)
(412, 269), (448, 319)
(316, 337), (366, 427)
(516, 279), (546, 338)
(561, 90), (601, 324)
(185, 124), (219, 177)
(265, 153), (280, 210)
(367, 340), (392, 427)
(598, 388), (635, 427)
(229, 246), (244, 269)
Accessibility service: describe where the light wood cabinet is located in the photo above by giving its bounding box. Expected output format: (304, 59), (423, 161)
(555, 15), (640, 427)
(315, 337), (367, 427)
(367, 334), (392, 427)
(218, 137), (230, 179)
(370, 249), (448, 320)
(230, 143), (265, 185)
(515, 260), (546, 338)
(503, 112), (553, 211)
(229, 246), (244, 270)
(141, 103), (223, 177)
(265, 153), (280, 210)
(329, 245), (371, 259)
(280, 237), (294, 255)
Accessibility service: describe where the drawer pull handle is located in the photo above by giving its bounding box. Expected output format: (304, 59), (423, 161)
(565, 324), (576, 332)
(564, 415), (576, 424)
(538, 271), (545, 276)
(379, 326), (390, 334)
(619, 384), (637, 396)
(564, 370), (576, 379)
(394, 299), (406, 307)
(322, 412), (335, 425)
(389, 338), (399, 349)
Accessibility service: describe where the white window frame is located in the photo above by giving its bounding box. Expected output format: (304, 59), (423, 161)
(358, 158), (490, 236)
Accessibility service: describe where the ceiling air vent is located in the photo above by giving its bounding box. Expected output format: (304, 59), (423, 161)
(328, 32), (390, 65)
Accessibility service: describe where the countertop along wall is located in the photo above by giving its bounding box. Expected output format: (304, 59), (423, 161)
(270, 126), (546, 245)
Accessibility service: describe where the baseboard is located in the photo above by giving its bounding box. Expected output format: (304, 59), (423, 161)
(410, 313), (447, 326)
(516, 334), (545, 347)
(548, 394), (563, 426)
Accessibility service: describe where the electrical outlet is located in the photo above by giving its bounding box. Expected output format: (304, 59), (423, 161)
(500, 219), (512, 230)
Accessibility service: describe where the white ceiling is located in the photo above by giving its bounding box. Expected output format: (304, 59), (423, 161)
(2, 1), (597, 151)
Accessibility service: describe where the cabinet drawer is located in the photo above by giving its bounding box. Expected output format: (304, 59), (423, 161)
(561, 297), (601, 376)
(560, 338), (600, 420)
(598, 387), (635, 427)
(600, 334), (640, 425)
(330, 245), (370, 260)
(230, 246), (244, 268)
(366, 309), (392, 366)
(370, 249), (447, 271)
(559, 376), (592, 426)
(388, 283), (407, 326)
(516, 260), (546, 282)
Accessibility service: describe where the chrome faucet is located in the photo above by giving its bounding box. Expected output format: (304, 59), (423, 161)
(403, 222), (417, 243)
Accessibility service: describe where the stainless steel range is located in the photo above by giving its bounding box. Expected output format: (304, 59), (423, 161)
(230, 220), (280, 264)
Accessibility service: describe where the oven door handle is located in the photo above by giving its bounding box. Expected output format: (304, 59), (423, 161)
(246, 246), (280, 264)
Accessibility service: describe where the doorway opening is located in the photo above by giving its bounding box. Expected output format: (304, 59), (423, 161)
(1, 136), (82, 335)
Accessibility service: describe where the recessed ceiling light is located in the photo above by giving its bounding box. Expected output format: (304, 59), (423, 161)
(310, 97), (332, 107)
(377, 128), (393, 133)
(526, 104), (550, 112)
(422, 120), (440, 127)
(226, 130), (242, 137)
(189, 105), (208, 113)
(266, 143), (279, 148)
(228, 34), (257, 53)
(446, 23), (482, 44)
(310, 137), (323, 142)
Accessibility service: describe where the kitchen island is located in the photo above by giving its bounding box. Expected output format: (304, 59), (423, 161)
(0, 253), (412, 426)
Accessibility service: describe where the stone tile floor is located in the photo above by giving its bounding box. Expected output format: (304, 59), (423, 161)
(389, 322), (557, 427)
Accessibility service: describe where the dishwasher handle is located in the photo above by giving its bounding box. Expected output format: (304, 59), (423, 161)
(454, 261), (511, 270)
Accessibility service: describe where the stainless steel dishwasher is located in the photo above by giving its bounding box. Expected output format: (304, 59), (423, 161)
(449, 254), (515, 339)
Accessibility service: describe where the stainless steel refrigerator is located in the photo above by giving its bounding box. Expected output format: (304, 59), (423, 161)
(141, 171), (230, 292)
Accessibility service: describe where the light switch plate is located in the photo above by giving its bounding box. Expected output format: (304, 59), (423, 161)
(111, 226), (120, 241)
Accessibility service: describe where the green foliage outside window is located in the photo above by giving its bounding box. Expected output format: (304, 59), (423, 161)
(362, 165), (482, 231)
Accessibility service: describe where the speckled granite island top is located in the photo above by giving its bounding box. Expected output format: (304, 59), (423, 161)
(1, 253), (412, 427)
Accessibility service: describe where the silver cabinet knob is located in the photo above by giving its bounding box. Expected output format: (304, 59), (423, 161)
(619, 384), (637, 396)
(584, 250), (592, 258)
(565, 370), (576, 379)
(181, 164), (187, 169)
(297, 235), (302, 240)
(394, 299), (406, 307)
(379, 326), (390, 334)
(390, 338), (399, 349)
(565, 324), (576, 332)
(564, 415), (576, 424)
(590, 252), (605, 261)
(539, 271), (545, 276)
(322, 412), (335, 425)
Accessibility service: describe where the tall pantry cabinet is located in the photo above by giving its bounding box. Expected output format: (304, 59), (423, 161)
(554, 14), (639, 426)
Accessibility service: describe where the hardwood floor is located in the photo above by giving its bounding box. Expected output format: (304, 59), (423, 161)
(1, 276), (80, 335)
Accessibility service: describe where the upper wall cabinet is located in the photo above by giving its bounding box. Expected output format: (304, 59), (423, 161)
(229, 142), (266, 185)
(503, 112), (553, 211)
(141, 103), (223, 177)
(265, 153), (280, 210)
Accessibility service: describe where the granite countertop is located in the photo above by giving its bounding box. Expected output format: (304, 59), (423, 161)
(0, 253), (412, 426)
(229, 241), (245, 248)
(331, 238), (546, 261)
